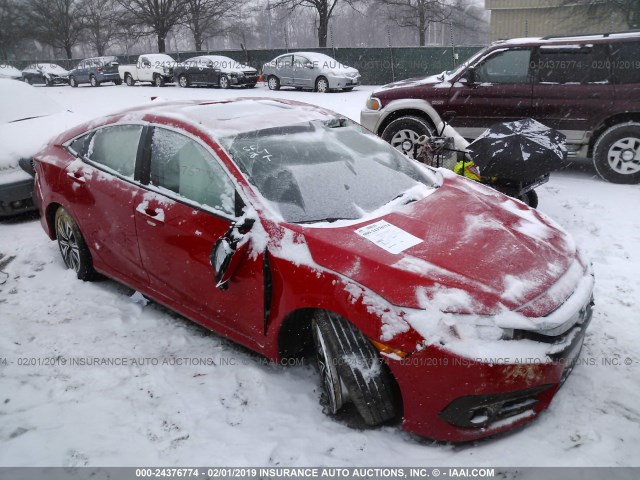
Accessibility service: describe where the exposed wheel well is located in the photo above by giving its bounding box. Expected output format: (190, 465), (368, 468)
(589, 112), (640, 157)
(277, 308), (319, 360)
(377, 109), (437, 137)
(45, 202), (62, 239)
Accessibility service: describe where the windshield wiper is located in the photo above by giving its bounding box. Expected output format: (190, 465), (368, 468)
(296, 216), (353, 224)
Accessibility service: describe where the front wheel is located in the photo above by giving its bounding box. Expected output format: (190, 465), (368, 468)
(69, 76), (78, 87)
(267, 75), (280, 90)
(114, 78), (122, 86)
(90, 75), (100, 87)
(315, 76), (329, 93)
(592, 122), (640, 184)
(518, 189), (539, 209)
(178, 74), (189, 88)
(312, 311), (398, 426)
(219, 74), (230, 89)
(154, 74), (165, 87)
(54, 207), (94, 281)
(381, 116), (435, 159)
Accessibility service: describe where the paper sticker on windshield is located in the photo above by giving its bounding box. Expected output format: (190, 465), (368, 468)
(355, 220), (422, 254)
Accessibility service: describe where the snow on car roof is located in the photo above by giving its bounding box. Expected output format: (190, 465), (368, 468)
(0, 78), (65, 123)
(110, 98), (337, 138)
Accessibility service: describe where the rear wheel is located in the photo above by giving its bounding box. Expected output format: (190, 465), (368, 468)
(125, 74), (135, 86)
(154, 74), (165, 87)
(90, 75), (100, 87)
(219, 74), (230, 89)
(178, 74), (189, 88)
(592, 122), (640, 184)
(312, 311), (398, 426)
(381, 116), (435, 159)
(518, 189), (539, 209)
(267, 75), (280, 90)
(69, 76), (78, 87)
(315, 76), (329, 93)
(54, 207), (94, 281)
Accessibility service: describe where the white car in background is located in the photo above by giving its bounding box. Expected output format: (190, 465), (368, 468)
(118, 54), (177, 87)
(0, 64), (22, 80)
(0, 79), (80, 217)
(262, 51), (360, 93)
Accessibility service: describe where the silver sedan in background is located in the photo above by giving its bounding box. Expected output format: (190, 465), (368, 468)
(262, 52), (360, 93)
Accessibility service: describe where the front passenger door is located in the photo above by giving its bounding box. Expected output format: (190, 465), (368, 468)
(134, 126), (266, 342)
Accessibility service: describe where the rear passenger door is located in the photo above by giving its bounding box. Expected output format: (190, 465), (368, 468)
(133, 126), (266, 341)
(293, 55), (314, 88)
(531, 44), (613, 147)
(276, 55), (294, 86)
(610, 41), (640, 117)
(448, 48), (534, 139)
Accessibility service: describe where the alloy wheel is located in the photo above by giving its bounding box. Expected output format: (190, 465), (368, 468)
(390, 129), (421, 158)
(607, 137), (640, 175)
(56, 215), (81, 273)
(312, 320), (343, 414)
(316, 78), (329, 93)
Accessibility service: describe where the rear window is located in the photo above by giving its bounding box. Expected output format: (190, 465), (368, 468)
(610, 41), (640, 84)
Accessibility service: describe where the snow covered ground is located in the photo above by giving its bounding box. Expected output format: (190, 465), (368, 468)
(1, 83), (639, 467)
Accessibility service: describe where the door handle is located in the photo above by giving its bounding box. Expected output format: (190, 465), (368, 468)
(67, 171), (85, 183)
(136, 204), (165, 226)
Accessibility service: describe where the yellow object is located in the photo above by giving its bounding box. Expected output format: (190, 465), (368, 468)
(453, 160), (482, 181)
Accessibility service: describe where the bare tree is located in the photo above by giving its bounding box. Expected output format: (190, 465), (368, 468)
(117, 0), (188, 52)
(377, 0), (455, 46)
(0, 0), (26, 60)
(79, 0), (121, 55)
(269, 0), (360, 48)
(184, 0), (237, 51)
(25, 0), (84, 58)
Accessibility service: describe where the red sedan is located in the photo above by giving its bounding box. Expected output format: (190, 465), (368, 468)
(33, 98), (594, 442)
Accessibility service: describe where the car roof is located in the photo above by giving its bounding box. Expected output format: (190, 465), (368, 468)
(69, 98), (339, 140)
(491, 30), (640, 48)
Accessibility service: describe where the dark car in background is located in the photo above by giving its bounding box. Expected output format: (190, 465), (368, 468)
(361, 31), (640, 184)
(22, 63), (69, 86)
(173, 55), (258, 88)
(69, 56), (121, 87)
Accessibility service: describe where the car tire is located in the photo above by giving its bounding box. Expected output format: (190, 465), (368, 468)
(125, 74), (135, 86)
(592, 122), (640, 184)
(54, 207), (94, 281)
(246, 83), (257, 88)
(178, 74), (189, 88)
(69, 76), (78, 87)
(315, 76), (329, 93)
(114, 78), (122, 86)
(267, 75), (280, 91)
(312, 311), (398, 426)
(382, 116), (435, 159)
(518, 190), (539, 209)
(90, 75), (100, 87)
(154, 74), (165, 87)
(219, 74), (230, 89)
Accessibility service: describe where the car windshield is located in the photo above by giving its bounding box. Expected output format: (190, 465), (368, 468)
(220, 118), (439, 223)
(441, 46), (490, 80)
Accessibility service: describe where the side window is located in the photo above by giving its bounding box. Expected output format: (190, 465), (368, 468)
(535, 45), (608, 84)
(293, 55), (309, 68)
(277, 55), (293, 68)
(68, 133), (92, 156)
(86, 125), (143, 178)
(149, 127), (235, 215)
(611, 41), (640, 84)
(475, 49), (532, 84)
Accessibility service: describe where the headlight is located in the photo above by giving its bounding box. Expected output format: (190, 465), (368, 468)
(366, 97), (382, 111)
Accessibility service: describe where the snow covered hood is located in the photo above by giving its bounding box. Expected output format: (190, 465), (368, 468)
(289, 172), (581, 317)
(24, 64), (69, 76)
(194, 56), (257, 74)
(376, 73), (447, 92)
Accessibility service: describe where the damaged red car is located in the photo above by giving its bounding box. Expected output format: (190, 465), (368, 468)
(33, 98), (594, 442)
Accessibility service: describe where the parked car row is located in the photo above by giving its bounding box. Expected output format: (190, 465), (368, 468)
(5, 51), (361, 93)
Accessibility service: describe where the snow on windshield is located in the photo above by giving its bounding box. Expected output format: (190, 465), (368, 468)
(221, 119), (439, 223)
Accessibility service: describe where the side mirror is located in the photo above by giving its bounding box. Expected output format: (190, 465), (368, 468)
(210, 218), (255, 290)
(461, 66), (476, 85)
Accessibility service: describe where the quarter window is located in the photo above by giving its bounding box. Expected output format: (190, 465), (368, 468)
(149, 127), (235, 215)
(475, 49), (532, 84)
(85, 125), (143, 178)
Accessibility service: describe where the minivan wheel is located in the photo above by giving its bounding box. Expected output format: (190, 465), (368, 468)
(311, 311), (398, 426)
(267, 75), (280, 90)
(593, 122), (640, 184)
(90, 75), (100, 87)
(315, 76), (329, 93)
(54, 207), (94, 281)
(125, 74), (135, 86)
(178, 74), (189, 88)
(382, 116), (435, 159)
(69, 76), (78, 87)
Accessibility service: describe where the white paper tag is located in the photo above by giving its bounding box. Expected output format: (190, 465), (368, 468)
(355, 220), (422, 254)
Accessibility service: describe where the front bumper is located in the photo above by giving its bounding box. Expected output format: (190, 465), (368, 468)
(360, 108), (384, 133)
(0, 169), (36, 218)
(328, 74), (361, 89)
(48, 76), (69, 85)
(230, 74), (259, 85)
(387, 296), (593, 442)
(97, 73), (120, 82)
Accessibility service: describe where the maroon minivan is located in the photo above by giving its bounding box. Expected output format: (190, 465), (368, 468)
(361, 31), (640, 184)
